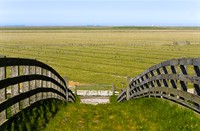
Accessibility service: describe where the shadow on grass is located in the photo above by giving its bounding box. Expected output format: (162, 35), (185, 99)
(1, 98), (66, 131)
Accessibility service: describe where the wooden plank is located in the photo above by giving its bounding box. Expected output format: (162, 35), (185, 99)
(171, 66), (177, 74)
(30, 66), (36, 104)
(47, 71), (52, 98)
(170, 59), (179, 66)
(180, 81), (187, 91)
(52, 74), (58, 99)
(179, 58), (192, 65)
(0, 67), (6, 125)
(161, 60), (170, 67)
(155, 63), (162, 71)
(149, 65), (156, 72)
(193, 58), (200, 66)
(0, 75), (66, 92)
(42, 69), (47, 99)
(0, 88), (66, 113)
(35, 67), (42, 101)
(0, 58), (66, 85)
(22, 66), (30, 108)
(180, 65), (188, 75)
(162, 66), (168, 74)
(11, 66), (20, 116)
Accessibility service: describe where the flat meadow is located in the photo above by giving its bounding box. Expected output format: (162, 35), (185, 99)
(1, 27), (200, 89)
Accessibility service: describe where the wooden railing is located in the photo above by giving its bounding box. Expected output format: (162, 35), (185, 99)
(0, 57), (75, 126)
(117, 58), (200, 113)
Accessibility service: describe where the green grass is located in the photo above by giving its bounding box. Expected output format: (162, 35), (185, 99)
(1, 99), (66, 131)
(43, 97), (200, 131)
(1, 29), (200, 90)
(1, 28), (200, 130)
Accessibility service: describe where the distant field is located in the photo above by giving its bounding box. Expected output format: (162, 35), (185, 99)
(0, 27), (200, 89)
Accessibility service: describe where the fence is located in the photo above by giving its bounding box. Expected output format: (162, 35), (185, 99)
(117, 58), (200, 113)
(73, 84), (116, 96)
(0, 57), (75, 126)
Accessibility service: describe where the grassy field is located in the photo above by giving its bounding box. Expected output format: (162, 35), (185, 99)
(0, 27), (200, 89)
(44, 97), (200, 131)
(1, 27), (200, 130)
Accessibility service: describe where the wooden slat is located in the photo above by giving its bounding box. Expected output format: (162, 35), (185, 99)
(0, 58), (66, 87)
(193, 58), (200, 66)
(22, 66), (30, 108)
(36, 67), (42, 101)
(161, 60), (170, 67)
(0, 57), (75, 126)
(30, 66), (36, 104)
(118, 58), (200, 112)
(0, 87), (66, 113)
(0, 75), (66, 93)
(0, 67), (6, 125)
(11, 66), (20, 116)
(47, 71), (52, 98)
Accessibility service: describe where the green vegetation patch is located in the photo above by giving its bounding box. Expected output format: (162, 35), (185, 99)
(1, 99), (66, 131)
(44, 97), (200, 131)
(1, 29), (200, 89)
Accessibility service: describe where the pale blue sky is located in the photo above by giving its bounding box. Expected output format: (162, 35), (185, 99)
(0, 0), (200, 26)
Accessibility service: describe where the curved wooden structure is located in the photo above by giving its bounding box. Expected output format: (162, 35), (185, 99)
(0, 57), (75, 126)
(117, 58), (200, 113)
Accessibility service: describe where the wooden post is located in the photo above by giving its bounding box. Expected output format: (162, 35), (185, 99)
(74, 85), (77, 95)
(30, 66), (36, 104)
(11, 66), (20, 115)
(0, 66), (6, 125)
(194, 65), (200, 95)
(36, 67), (42, 101)
(112, 85), (116, 95)
(42, 69), (47, 99)
(22, 66), (30, 108)
(52, 74), (58, 99)
(126, 77), (131, 100)
(64, 76), (68, 101)
(47, 71), (52, 99)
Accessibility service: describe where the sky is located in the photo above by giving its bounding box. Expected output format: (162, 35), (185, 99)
(0, 0), (200, 26)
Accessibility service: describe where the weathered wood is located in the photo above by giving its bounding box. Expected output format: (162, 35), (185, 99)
(170, 59), (179, 66)
(161, 60), (170, 67)
(180, 81), (187, 91)
(118, 58), (200, 113)
(36, 67), (42, 101)
(162, 66), (168, 74)
(180, 65), (188, 75)
(0, 88), (66, 113)
(193, 58), (200, 66)
(0, 57), (75, 126)
(126, 86), (130, 100)
(11, 66), (20, 115)
(0, 58), (66, 85)
(42, 69), (47, 99)
(171, 66), (177, 74)
(22, 66), (30, 108)
(30, 66), (36, 104)
(47, 71), (52, 98)
(163, 79), (168, 87)
(0, 67), (6, 125)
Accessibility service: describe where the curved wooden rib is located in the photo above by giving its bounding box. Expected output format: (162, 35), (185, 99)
(0, 57), (76, 126)
(117, 58), (200, 113)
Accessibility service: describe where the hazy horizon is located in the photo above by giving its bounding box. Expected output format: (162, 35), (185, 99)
(1, 0), (200, 26)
